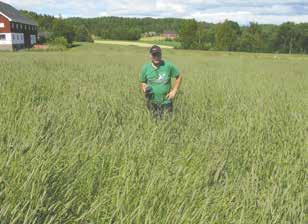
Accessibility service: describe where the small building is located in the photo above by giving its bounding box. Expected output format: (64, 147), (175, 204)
(162, 31), (177, 40)
(0, 1), (38, 51)
(143, 31), (157, 38)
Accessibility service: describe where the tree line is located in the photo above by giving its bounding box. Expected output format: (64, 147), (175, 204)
(21, 10), (308, 54)
(180, 19), (308, 54)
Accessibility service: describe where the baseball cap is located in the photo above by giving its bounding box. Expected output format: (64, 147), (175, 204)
(149, 45), (162, 54)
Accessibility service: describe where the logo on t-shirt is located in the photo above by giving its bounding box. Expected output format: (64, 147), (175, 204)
(155, 73), (167, 83)
(148, 73), (168, 84)
(158, 73), (166, 80)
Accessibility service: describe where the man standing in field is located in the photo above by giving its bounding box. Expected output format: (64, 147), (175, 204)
(140, 45), (183, 119)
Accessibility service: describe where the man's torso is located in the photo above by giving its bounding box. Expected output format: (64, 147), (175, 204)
(142, 60), (178, 104)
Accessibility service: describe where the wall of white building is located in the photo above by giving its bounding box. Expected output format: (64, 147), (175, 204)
(0, 33), (25, 45)
(0, 33), (12, 45)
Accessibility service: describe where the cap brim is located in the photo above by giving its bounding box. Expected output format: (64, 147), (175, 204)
(151, 50), (161, 54)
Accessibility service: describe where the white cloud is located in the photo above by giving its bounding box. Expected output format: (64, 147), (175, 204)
(6, 0), (55, 7)
(156, 1), (186, 14)
(3, 0), (308, 24)
(190, 11), (308, 24)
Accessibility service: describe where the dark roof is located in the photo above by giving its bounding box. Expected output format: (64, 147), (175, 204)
(0, 1), (37, 26)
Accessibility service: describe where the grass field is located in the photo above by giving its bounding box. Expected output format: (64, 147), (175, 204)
(0, 43), (307, 223)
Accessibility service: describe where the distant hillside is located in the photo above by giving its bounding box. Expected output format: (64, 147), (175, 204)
(20, 10), (214, 37)
(20, 10), (308, 54)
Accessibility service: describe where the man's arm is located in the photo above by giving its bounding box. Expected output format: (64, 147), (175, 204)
(167, 75), (183, 100)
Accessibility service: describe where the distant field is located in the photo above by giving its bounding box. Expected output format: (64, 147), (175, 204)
(0, 44), (306, 223)
(140, 36), (166, 41)
(95, 39), (174, 48)
(140, 36), (181, 48)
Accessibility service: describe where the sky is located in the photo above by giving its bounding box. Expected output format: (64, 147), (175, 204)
(4, 0), (308, 25)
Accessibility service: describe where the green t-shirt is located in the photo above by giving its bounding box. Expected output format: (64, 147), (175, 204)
(140, 60), (180, 104)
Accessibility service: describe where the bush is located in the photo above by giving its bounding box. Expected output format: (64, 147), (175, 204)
(48, 36), (69, 49)
(44, 37), (69, 51)
(74, 25), (93, 43)
(37, 32), (52, 44)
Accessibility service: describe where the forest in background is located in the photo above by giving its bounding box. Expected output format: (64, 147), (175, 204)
(21, 10), (308, 54)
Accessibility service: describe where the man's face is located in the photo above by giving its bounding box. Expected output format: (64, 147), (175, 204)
(151, 52), (162, 64)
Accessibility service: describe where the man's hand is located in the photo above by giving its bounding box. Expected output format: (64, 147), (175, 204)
(166, 75), (182, 100)
(141, 83), (148, 93)
(167, 75), (182, 100)
(167, 89), (177, 100)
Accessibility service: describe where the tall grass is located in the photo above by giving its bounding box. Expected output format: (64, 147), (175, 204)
(0, 44), (306, 223)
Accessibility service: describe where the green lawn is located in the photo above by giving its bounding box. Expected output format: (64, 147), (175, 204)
(0, 44), (306, 223)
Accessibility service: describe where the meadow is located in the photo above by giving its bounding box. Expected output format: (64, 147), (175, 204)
(0, 44), (306, 223)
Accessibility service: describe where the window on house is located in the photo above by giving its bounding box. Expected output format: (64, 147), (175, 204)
(0, 23), (4, 28)
(17, 35), (19, 40)
(12, 34), (15, 40)
(0, 34), (6, 40)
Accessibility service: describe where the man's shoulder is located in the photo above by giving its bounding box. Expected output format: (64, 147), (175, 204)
(142, 62), (152, 70)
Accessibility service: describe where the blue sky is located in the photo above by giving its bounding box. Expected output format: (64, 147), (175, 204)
(5, 0), (308, 24)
